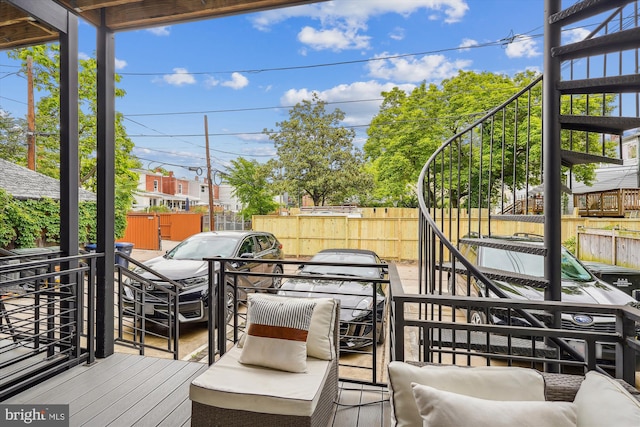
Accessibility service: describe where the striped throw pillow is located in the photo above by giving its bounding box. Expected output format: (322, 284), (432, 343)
(239, 294), (316, 372)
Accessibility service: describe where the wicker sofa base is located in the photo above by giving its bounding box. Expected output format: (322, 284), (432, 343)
(190, 360), (338, 427)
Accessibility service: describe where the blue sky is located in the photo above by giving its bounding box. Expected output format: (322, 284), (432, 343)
(0, 0), (592, 179)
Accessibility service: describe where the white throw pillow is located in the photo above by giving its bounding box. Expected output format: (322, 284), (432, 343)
(411, 382), (577, 427)
(573, 371), (640, 427)
(387, 362), (546, 427)
(238, 294), (316, 373)
(238, 294), (337, 360)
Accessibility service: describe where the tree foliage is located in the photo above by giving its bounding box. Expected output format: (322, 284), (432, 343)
(224, 157), (279, 219)
(266, 94), (372, 206)
(366, 70), (610, 208)
(0, 111), (27, 163)
(7, 45), (140, 238)
(0, 189), (96, 248)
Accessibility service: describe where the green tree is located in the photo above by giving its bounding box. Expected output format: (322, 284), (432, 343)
(266, 93), (372, 206)
(225, 157), (278, 219)
(0, 111), (27, 163)
(365, 71), (533, 207)
(8, 45), (140, 238)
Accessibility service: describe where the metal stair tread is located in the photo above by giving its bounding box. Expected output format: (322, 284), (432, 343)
(557, 74), (640, 95)
(437, 262), (549, 287)
(549, 0), (632, 26)
(490, 214), (545, 223)
(560, 149), (623, 167)
(559, 115), (640, 135)
(551, 27), (640, 61)
(458, 237), (547, 256)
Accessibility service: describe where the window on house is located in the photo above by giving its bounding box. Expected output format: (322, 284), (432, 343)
(178, 184), (183, 194)
(153, 180), (158, 191)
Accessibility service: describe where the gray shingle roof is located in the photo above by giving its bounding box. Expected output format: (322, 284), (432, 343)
(572, 164), (639, 194)
(0, 159), (96, 202)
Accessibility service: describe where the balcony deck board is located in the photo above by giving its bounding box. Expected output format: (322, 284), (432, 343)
(4, 352), (390, 426)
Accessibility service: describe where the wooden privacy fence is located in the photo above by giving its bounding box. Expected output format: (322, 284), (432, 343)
(577, 228), (640, 269)
(119, 212), (202, 250)
(253, 209), (640, 261)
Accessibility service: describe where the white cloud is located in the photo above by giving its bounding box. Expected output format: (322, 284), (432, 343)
(237, 133), (270, 143)
(222, 72), (249, 90)
(504, 35), (540, 58)
(280, 80), (415, 126)
(252, 1), (468, 51)
(459, 38), (478, 51)
(115, 58), (127, 70)
(147, 26), (171, 36)
(252, 0), (469, 30)
(563, 27), (591, 44)
(204, 76), (220, 88)
(162, 68), (196, 86)
(367, 53), (472, 83)
(298, 26), (371, 51)
(389, 27), (405, 41)
(78, 52), (90, 60)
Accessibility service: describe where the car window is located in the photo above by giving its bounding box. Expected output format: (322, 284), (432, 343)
(256, 235), (272, 251)
(166, 236), (239, 260)
(302, 252), (381, 278)
(479, 245), (593, 281)
(238, 237), (256, 256)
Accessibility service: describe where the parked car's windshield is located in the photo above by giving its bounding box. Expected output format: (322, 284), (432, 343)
(302, 252), (381, 278)
(166, 236), (239, 260)
(480, 246), (593, 282)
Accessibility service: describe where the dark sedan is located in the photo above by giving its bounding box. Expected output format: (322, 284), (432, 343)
(277, 249), (388, 350)
(123, 230), (283, 324)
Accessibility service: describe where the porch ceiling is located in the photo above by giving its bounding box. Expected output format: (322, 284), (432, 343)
(1, 0), (324, 50)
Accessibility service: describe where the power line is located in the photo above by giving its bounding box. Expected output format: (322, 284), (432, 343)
(119, 34), (540, 77)
(124, 98), (383, 117)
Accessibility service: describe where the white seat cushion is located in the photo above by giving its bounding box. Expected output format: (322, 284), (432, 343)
(190, 346), (332, 417)
(412, 382), (577, 427)
(573, 371), (640, 427)
(387, 362), (546, 427)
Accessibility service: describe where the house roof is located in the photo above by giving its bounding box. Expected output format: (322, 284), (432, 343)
(0, 159), (96, 201)
(572, 164), (640, 194)
(1, 1), (324, 50)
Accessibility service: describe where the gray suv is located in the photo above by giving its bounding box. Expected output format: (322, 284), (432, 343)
(123, 230), (283, 324)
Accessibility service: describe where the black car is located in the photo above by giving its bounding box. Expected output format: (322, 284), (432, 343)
(450, 235), (639, 362)
(277, 249), (388, 349)
(123, 230), (283, 324)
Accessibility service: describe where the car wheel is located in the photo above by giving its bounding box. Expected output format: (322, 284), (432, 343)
(271, 265), (283, 289)
(470, 310), (487, 325)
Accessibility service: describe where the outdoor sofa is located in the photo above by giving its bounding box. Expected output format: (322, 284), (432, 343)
(388, 360), (640, 427)
(189, 294), (339, 427)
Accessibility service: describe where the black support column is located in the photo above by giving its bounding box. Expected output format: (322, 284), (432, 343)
(96, 10), (116, 358)
(543, 0), (562, 372)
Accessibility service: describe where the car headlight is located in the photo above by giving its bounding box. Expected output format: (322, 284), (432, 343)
(352, 297), (373, 318)
(180, 276), (208, 289)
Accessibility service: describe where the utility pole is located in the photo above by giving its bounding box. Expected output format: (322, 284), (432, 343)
(204, 115), (215, 231)
(27, 56), (36, 170)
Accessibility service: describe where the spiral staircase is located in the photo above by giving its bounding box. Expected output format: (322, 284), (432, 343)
(417, 0), (640, 363)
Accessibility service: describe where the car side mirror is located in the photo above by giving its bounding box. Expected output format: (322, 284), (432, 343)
(240, 252), (254, 259)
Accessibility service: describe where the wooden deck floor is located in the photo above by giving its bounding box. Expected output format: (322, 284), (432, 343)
(4, 353), (390, 426)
